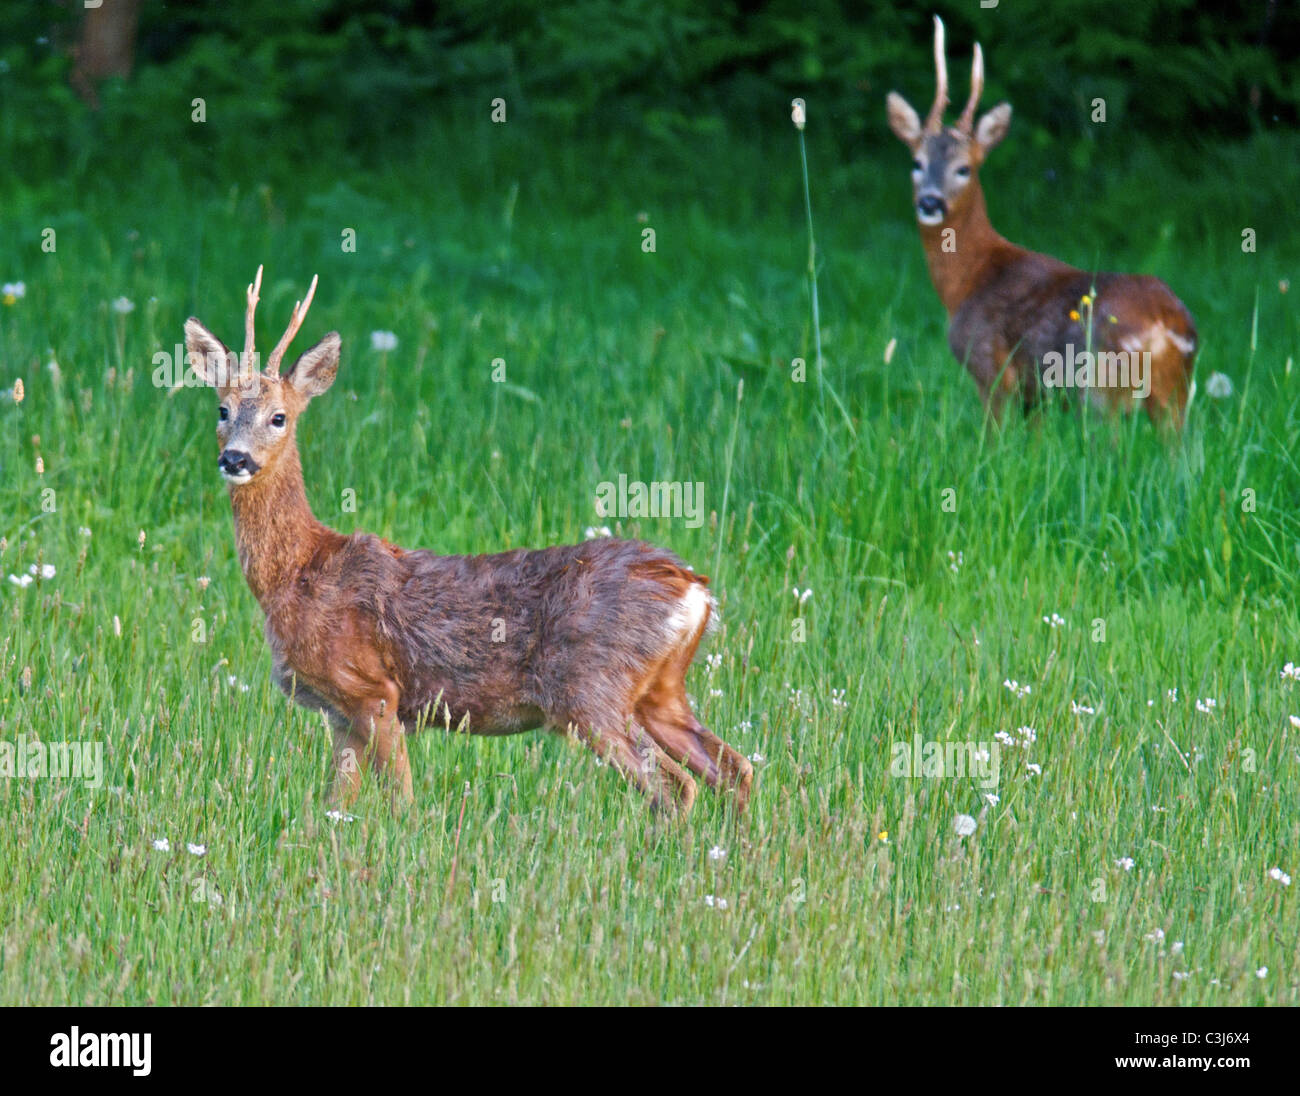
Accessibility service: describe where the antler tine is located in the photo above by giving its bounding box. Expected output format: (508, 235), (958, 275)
(243, 264), (263, 370)
(923, 14), (949, 134)
(265, 274), (319, 376)
(957, 42), (984, 134)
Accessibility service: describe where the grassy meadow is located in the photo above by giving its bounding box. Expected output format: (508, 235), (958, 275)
(1, 114), (1298, 1004)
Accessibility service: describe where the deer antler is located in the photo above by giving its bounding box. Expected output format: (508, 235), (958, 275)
(243, 265), (263, 373)
(265, 274), (319, 376)
(957, 42), (984, 134)
(924, 14), (949, 134)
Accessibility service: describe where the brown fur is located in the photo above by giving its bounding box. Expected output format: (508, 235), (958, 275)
(887, 25), (1197, 427)
(184, 281), (752, 816)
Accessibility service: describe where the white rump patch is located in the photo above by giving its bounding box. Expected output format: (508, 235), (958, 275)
(664, 582), (715, 641)
(1126, 322), (1195, 359)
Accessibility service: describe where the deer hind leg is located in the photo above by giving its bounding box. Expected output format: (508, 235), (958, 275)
(1142, 343), (1194, 431)
(562, 714), (697, 816)
(633, 616), (754, 811)
(636, 671), (753, 812)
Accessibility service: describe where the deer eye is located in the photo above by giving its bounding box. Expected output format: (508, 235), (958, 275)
(912, 159), (923, 172)
(270, 412), (287, 429)
(955, 165), (971, 178)
(218, 405), (230, 422)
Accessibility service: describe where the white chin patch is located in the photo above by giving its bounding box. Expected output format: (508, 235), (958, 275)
(220, 470), (253, 485)
(916, 209), (945, 226)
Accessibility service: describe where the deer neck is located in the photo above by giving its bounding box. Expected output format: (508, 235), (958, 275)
(919, 180), (1013, 317)
(227, 442), (330, 606)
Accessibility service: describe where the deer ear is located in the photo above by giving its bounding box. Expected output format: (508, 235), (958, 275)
(975, 102), (1011, 153)
(887, 92), (923, 149)
(184, 318), (238, 389)
(284, 332), (340, 398)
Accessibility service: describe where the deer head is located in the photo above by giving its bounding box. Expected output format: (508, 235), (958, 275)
(184, 267), (339, 485)
(886, 15), (1011, 227)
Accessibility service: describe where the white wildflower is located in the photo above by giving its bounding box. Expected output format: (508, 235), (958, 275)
(1204, 372), (1233, 399)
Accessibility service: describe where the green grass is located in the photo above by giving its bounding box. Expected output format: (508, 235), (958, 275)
(1, 117), (1298, 1004)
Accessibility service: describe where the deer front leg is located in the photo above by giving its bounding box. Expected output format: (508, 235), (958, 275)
(330, 723), (369, 808)
(342, 681), (414, 810)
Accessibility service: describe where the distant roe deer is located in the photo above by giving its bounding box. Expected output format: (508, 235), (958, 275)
(887, 16), (1198, 425)
(184, 268), (751, 816)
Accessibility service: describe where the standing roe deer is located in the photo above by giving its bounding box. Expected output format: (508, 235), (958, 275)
(886, 16), (1198, 426)
(184, 268), (752, 816)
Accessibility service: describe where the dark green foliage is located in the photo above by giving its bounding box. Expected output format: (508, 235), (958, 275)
(0, 1), (1295, 182)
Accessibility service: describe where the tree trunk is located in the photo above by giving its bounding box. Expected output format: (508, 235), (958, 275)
(70, 0), (143, 109)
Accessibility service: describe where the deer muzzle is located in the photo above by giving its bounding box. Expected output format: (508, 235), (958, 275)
(218, 448), (260, 484)
(916, 192), (947, 225)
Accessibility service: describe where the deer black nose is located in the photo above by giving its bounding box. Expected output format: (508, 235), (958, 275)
(218, 449), (259, 479)
(917, 194), (947, 219)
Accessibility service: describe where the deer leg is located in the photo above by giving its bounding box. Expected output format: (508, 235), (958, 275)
(562, 715), (697, 816)
(636, 674), (753, 811)
(329, 723), (368, 808)
(632, 619), (754, 810)
(349, 682), (414, 809)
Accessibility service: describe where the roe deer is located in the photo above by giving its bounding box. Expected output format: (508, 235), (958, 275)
(184, 268), (752, 816)
(886, 16), (1198, 426)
